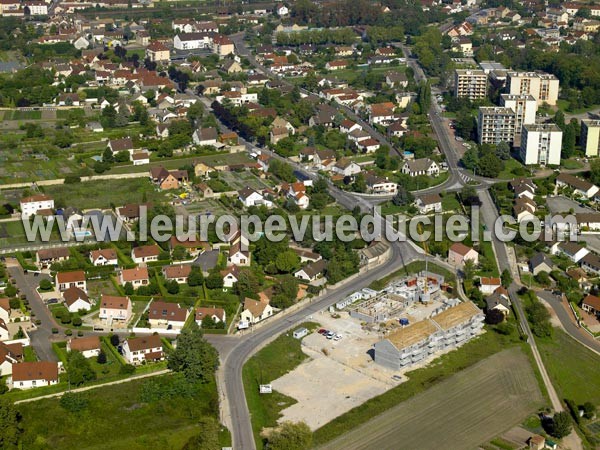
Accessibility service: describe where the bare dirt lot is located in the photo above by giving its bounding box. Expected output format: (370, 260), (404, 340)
(319, 348), (544, 450)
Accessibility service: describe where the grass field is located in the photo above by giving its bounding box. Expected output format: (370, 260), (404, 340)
(497, 158), (527, 180)
(3, 110), (42, 121)
(17, 374), (220, 450)
(319, 348), (544, 450)
(43, 178), (168, 210)
(243, 322), (320, 449)
(538, 329), (600, 407)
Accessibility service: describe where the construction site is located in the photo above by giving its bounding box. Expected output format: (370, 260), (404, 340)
(269, 271), (485, 430)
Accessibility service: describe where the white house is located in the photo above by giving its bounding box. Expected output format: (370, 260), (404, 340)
(551, 241), (590, 263)
(479, 277), (501, 294)
(99, 295), (132, 323)
(195, 307), (226, 326)
(0, 298), (11, 324)
(402, 158), (440, 177)
(147, 301), (189, 329)
(122, 335), (164, 365)
(240, 297), (274, 325)
(448, 243), (479, 266)
(276, 3), (289, 16)
(20, 195), (54, 218)
(192, 127), (218, 147)
(238, 187), (272, 208)
(131, 245), (161, 264)
(0, 342), (19, 377)
(89, 248), (118, 266)
(119, 267), (150, 288)
(332, 159), (361, 177)
(67, 336), (101, 358)
(556, 173), (599, 199)
(294, 260), (327, 283)
(221, 265), (240, 288)
(55, 271), (86, 292)
(415, 193), (442, 214)
(9, 361), (59, 390)
(62, 287), (91, 313)
(173, 32), (211, 50)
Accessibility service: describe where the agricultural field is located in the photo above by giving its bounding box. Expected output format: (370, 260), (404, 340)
(320, 348), (544, 450)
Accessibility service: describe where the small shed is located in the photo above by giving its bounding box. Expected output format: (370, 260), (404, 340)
(293, 327), (308, 339)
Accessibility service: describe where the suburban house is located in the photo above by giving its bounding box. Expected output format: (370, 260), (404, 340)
(513, 197), (536, 223)
(122, 335), (164, 365)
(551, 241), (590, 263)
(402, 158), (440, 177)
(0, 298), (10, 324)
(162, 264), (192, 284)
(149, 167), (188, 190)
(99, 295), (132, 323)
(67, 336), (101, 358)
(119, 267), (150, 287)
(89, 248), (118, 266)
(62, 287), (92, 313)
(479, 277), (501, 294)
(529, 252), (553, 275)
(36, 247), (70, 268)
(365, 173), (398, 194)
(9, 361), (59, 390)
(145, 40), (170, 63)
(0, 320), (9, 341)
(582, 294), (600, 317)
(332, 159), (361, 177)
(20, 194), (54, 219)
(192, 127), (219, 146)
(55, 271), (87, 292)
(581, 253), (600, 275)
(117, 203), (150, 223)
(0, 342), (20, 377)
(415, 193), (442, 214)
(555, 173), (599, 199)
(240, 297), (274, 325)
(131, 245), (161, 264)
(195, 307), (226, 326)
(448, 243), (479, 266)
(148, 301), (190, 329)
(238, 187), (273, 208)
(107, 137), (135, 156)
(294, 260), (327, 283)
(485, 287), (511, 317)
(228, 240), (250, 266)
(221, 265), (240, 288)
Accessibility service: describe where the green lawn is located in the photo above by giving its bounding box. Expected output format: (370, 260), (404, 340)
(3, 110), (42, 120)
(17, 374), (220, 450)
(441, 193), (460, 212)
(497, 158), (527, 180)
(538, 329), (600, 407)
(243, 322), (320, 449)
(562, 158), (584, 170)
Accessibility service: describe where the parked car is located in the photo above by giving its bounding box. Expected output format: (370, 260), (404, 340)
(46, 298), (58, 304)
(318, 328), (327, 335)
(326, 331), (335, 339)
(334, 334), (342, 341)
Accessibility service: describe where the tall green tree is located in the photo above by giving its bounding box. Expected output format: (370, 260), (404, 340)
(167, 321), (219, 383)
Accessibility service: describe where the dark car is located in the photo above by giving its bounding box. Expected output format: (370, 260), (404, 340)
(318, 328), (327, 335)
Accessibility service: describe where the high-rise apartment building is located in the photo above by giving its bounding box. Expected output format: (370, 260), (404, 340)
(477, 107), (516, 145)
(500, 94), (537, 135)
(454, 69), (488, 100)
(507, 71), (559, 106)
(581, 119), (600, 157)
(520, 123), (562, 166)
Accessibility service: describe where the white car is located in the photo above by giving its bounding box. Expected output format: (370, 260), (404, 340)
(334, 334), (342, 341)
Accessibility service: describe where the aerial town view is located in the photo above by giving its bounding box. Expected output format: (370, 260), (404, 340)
(1, 0), (600, 449)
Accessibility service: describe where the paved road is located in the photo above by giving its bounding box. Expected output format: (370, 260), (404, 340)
(7, 263), (60, 362)
(477, 189), (582, 450)
(537, 290), (600, 355)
